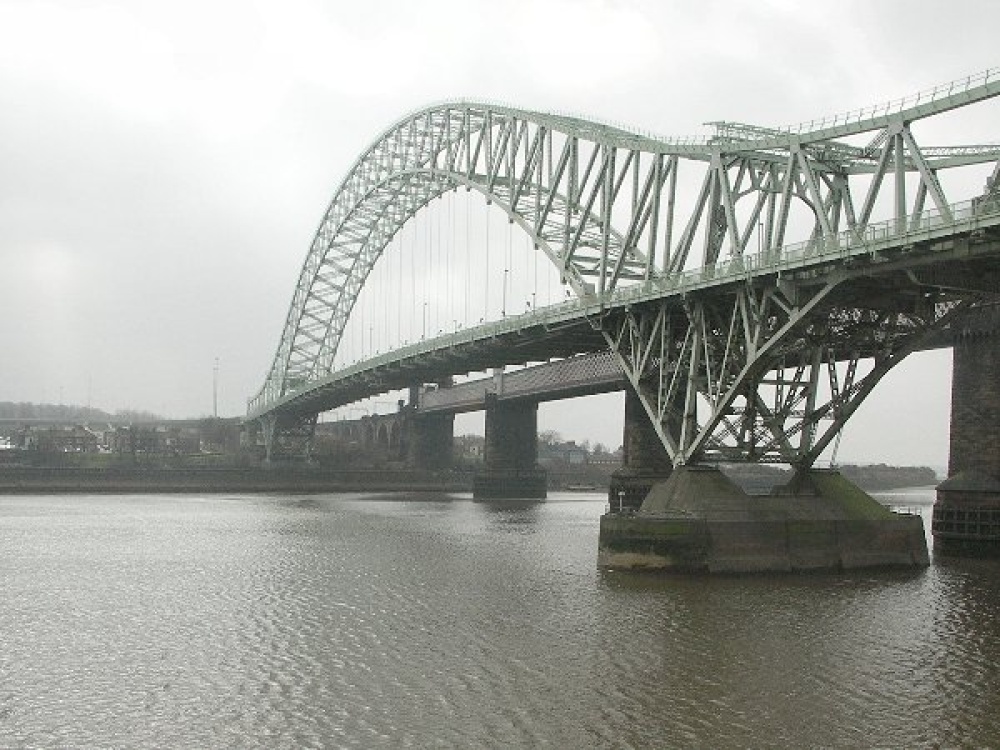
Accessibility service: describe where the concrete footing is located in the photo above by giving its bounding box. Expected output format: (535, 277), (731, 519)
(598, 466), (929, 573)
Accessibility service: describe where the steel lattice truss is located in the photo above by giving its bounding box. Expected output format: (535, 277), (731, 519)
(606, 285), (973, 465)
(253, 69), (1000, 464)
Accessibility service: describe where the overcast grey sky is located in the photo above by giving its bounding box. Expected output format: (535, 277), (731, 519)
(2, 0), (998, 468)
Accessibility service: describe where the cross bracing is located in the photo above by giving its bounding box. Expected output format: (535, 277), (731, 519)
(251, 68), (1000, 465)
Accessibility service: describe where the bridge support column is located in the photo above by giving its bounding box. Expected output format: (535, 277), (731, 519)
(473, 394), (546, 499)
(406, 412), (454, 470)
(259, 413), (317, 466)
(934, 306), (1000, 556)
(609, 385), (674, 511)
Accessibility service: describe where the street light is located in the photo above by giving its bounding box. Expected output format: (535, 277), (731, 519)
(213, 358), (219, 418)
(502, 268), (508, 317)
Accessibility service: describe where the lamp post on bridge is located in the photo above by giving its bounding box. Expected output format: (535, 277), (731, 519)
(502, 268), (508, 317)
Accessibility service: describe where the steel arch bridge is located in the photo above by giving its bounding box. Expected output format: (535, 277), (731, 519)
(249, 68), (1000, 466)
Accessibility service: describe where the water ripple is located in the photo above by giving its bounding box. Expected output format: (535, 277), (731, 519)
(2, 492), (999, 747)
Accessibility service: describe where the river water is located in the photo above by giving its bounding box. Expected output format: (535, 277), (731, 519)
(1, 488), (998, 748)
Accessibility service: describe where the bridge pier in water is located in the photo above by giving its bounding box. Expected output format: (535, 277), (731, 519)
(473, 394), (546, 499)
(934, 305), (1000, 556)
(608, 385), (673, 511)
(406, 412), (454, 470)
(599, 466), (928, 572)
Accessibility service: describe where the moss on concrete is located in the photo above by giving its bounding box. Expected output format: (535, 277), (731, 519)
(806, 470), (895, 520)
(639, 465), (752, 518)
(599, 467), (927, 572)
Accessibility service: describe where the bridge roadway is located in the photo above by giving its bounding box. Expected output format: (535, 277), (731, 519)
(416, 282), (996, 415)
(247, 196), (1000, 423)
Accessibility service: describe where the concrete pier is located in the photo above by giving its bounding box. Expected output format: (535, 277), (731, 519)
(407, 412), (454, 470)
(473, 395), (546, 499)
(608, 385), (674, 511)
(934, 305), (1000, 556)
(599, 467), (928, 572)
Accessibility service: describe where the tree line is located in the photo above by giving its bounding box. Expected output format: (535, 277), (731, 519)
(0, 402), (161, 422)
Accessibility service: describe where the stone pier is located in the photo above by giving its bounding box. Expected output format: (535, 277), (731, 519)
(608, 385), (674, 511)
(473, 394), (546, 499)
(406, 412), (454, 471)
(934, 304), (1000, 556)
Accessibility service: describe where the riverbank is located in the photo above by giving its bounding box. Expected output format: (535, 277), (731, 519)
(0, 466), (472, 494)
(0, 465), (944, 496)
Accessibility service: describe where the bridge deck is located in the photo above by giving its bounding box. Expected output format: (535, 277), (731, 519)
(249, 197), (1000, 421)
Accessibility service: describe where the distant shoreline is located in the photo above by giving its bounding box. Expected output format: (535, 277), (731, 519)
(0, 466), (472, 495)
(0, 465), (942, 496)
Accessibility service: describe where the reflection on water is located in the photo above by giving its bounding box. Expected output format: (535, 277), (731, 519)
(1, 489), (999, 748)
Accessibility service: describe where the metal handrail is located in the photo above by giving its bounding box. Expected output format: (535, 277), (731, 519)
(389, 69), (1000, 152)
(783, 67), (1000, 135)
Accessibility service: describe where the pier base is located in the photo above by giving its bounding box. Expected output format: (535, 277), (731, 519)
(933, 472), (1000, 556)
(599, 467), (928, 573)
(472, 468), (548, 500)
(607, 384), (674, 511)
(608, 470), (671, 512)
(474, 395), (546, 499)
(933, 306), (1000, 556)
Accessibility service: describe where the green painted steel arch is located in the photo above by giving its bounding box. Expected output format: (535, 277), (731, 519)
(252, 101), (668, 411)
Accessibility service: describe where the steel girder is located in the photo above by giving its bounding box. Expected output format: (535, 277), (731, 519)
(250, 69), (1000, 462)
(603, 278), (975, 467)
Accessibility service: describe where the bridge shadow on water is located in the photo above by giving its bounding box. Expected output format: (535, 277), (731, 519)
(345, 490), (461, 505)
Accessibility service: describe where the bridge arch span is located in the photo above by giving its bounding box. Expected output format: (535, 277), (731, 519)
(255, 101), (714, 409)
(252, 72), (1000, 474)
